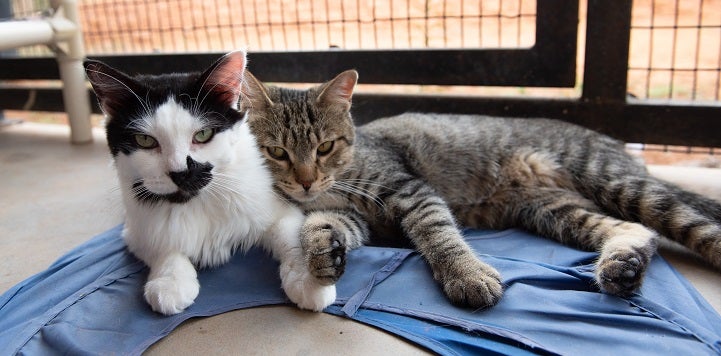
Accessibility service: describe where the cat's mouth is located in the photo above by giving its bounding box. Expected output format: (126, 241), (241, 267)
(131, 160), (214, 204)
(287, 189), (321, 203)
(132, 181), (201, 204)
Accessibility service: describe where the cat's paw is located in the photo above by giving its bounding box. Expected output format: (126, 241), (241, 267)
(144, 275), (200, 315)
(282, 271), (337, 311)
(302, 224), (346, 285)
(440, 263), (503, 309)
(596, 248), (649, 297)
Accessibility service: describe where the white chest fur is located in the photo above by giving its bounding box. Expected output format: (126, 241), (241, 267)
(114, 101), (276, 268)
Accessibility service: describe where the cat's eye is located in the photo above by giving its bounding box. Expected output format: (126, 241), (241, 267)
(267, 146), (289, 160)
(134, 134), (158, 149)
(317, 141), (334, 156)
(193, 128), (214, 144)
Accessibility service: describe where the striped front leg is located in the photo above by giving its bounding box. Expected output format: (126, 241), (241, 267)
(301, 209), (369, 285)
(389, 178), (503, 309)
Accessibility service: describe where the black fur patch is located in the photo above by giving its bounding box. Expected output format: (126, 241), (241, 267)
(85, 60), (245, 157)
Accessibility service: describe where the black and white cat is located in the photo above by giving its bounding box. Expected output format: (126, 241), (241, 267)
(84, 51), (335, 315)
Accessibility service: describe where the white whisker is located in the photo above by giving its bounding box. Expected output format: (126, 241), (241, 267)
(340, 178), (395, 191)
(332, 181), (386, 210)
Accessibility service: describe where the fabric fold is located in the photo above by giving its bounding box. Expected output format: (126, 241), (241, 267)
(341, 250), (414, 317)
(1, 225), (720, 355)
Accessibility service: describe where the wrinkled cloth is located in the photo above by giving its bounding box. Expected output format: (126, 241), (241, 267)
(1, 226), (720, 355)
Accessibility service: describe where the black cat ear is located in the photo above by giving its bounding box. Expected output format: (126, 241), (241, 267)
(240, 70), (273, 111)
(197, 50), (247, 108)
(316, 70), (358, 110)
(84, 60), (144, 117)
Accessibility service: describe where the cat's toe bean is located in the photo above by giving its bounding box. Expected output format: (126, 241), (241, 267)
(143, 276), (199, 315)
(596, 249), (649, 297)
(305, 228), (347, 285)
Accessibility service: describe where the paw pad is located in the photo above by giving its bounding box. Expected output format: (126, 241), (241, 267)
(304, 228), (347, 285)
(596, 249), (649, 297)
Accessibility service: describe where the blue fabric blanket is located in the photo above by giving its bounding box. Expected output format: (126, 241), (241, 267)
(1, 226), (720, 355)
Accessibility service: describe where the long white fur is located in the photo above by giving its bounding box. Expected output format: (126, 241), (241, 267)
(116, 98), (334, 314)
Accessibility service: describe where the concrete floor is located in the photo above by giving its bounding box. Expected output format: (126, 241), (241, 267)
(1, 122), (720, 354)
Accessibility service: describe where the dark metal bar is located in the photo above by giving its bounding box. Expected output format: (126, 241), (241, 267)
(0, 87), (71, 113)
(534, 0), (578, 85)
(0, 47), (575, 87)
(339, 94), (721, 148)
(581, 0), (632, 102)
(2, 87), (719, 148)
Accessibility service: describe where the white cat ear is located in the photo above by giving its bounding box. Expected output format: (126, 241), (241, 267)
(84, 60), (143, 117)
(316, 70), (358, 110)
(240, 70), (274, 111)
(199, 50), (247, 108)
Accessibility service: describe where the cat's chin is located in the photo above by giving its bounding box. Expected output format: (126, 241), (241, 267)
(285, 190), (322, 203)
(290, 194), (320, 203)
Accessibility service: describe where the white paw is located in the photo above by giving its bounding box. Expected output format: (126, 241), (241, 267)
(282, 273), (337, 312)
(144, 275), (200, 315)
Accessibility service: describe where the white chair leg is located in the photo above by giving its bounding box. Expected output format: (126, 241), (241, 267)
(52, 0), (92, 144)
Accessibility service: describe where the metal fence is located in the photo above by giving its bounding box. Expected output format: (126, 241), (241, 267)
(628, 0), (721, 102)
(1, 0), (720, 150)
(6, 0), (537, 54)
(78, 0), (537, 53)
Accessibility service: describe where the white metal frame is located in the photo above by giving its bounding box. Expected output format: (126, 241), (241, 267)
(0, 0), (91, 143)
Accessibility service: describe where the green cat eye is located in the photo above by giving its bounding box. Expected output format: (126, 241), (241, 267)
(193, 128), (214, 143)
(267, 146), (288, 160)
(317, 141), (334, 155)
(134, 134), (158, 149)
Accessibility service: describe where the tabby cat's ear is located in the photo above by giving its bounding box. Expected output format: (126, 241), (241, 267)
(240, 70), (273, 111)
(84, 60), (144, 118)
(316, 70), (358, 110)
(197, 50), (247, 109)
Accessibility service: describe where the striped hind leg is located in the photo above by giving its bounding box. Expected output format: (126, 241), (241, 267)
(590, 176), (721, 271)
(506, 188), (659, 296)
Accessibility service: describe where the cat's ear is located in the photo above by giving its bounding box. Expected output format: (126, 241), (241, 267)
(197, 50), (247, 109)
(84, 60), (144, 117)
(240, 70), (273, 111)
(316, 70), (358, 110)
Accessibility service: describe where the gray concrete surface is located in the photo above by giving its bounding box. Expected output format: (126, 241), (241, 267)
(1, 122), (719, 354)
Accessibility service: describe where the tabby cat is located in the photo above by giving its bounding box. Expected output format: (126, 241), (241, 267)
(84, 51), (334, 315)
(241, 69), (721, 309)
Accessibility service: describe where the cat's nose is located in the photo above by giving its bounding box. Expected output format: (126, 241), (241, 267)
(294, 165), (316, 191)
(169, 156), (213, 191)
(298, 180), (313, 191)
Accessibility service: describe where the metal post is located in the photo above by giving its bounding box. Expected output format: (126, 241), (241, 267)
(0, 0), (11, 124)
(581, 0), (633, 103)
(51, 0), (92, 144)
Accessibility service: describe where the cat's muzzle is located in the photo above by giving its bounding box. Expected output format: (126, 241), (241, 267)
(134, 156), (214, 204)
